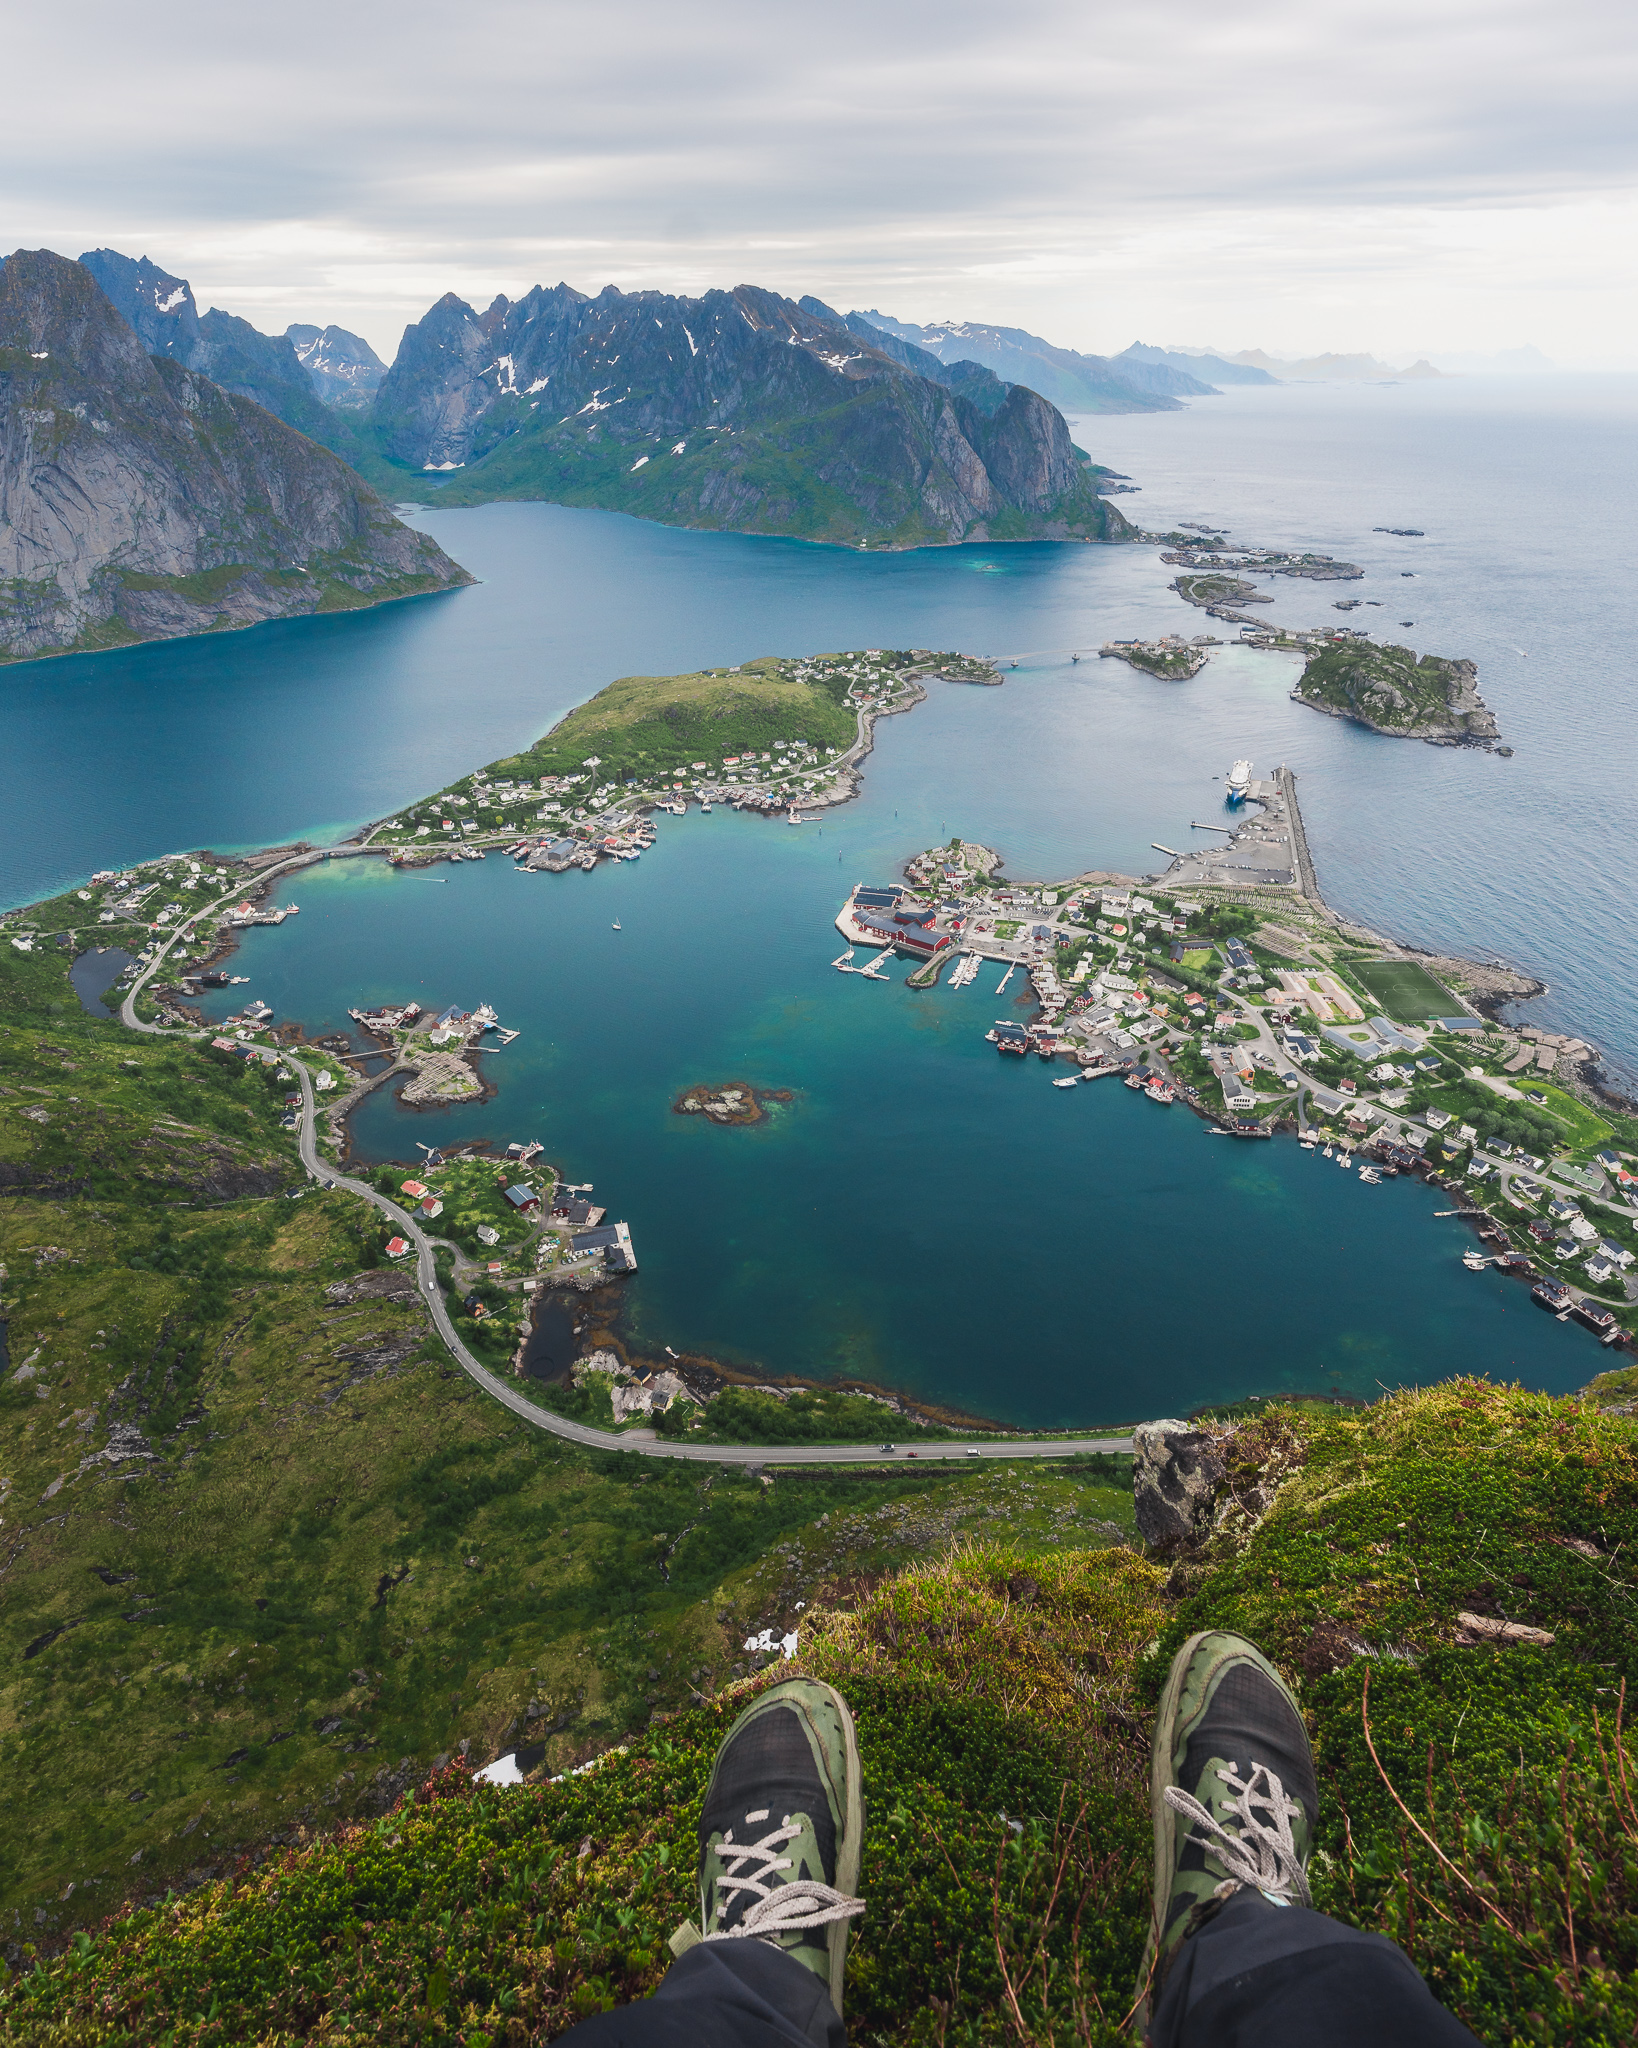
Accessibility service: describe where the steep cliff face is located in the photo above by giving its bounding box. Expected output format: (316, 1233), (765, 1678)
(0, 249), (471, 665)
(78, 249), (379, 466)
(375, 281), (1130, 545)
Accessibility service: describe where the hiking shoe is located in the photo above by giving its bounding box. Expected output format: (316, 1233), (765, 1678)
(1133, 1631), (1318, 2030)
(670, 1678), (864, 2013)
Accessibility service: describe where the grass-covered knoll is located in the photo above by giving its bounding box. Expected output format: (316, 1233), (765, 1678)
(1295, 641), (1499, 742)
(1352, 957), (1459, 1021)
(8, 1382), (1634, 2046)
(508, 655), (866, 786)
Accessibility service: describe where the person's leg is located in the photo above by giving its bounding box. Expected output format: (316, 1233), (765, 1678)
(561, 1938), (844, 2048)
(557, 1677), (864, 2048)
(1138, 1631), (1481, 2047)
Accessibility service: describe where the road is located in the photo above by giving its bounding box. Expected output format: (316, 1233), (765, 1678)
(290, 1052), (1135, 1465)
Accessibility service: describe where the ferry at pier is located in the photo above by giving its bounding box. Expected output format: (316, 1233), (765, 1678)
(1226, 758), (1252, 804)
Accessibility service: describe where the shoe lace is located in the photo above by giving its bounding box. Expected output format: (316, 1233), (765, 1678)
(1163, 1761), (1312, 1907)
(704, 1808), (866, 1943)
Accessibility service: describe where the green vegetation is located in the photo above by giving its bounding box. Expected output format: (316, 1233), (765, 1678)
(1351, 957), (1458, 1021)
(682, 1386), (960, 1446)
(1172, 572), (1262, 609)
(376, 652), (982, 838)
(7, 1384), (1634, 2047)
(498, 656), (863, 787)
(415, 381), (1129, 551)
(1295, 641), (1497, 741)
(1118, 645), (1202, 681)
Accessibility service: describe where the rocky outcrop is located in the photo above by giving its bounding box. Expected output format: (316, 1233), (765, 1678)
(1132, 1419), (1227, 1548)
(1294, 641), (1501, 745)
(375, 282), (1133, 546)
(0, 249), (472, 664)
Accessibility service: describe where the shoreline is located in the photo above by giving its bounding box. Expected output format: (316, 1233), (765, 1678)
(17, 643), (1635, 1423)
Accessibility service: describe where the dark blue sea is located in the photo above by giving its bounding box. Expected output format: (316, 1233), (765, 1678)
(5, 376), (1632, 1421)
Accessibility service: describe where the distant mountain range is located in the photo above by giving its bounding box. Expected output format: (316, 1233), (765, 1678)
(1179, 346), (1443, 382)
(852, 314), (1277, 411)
(0, 250), (470, 665)
(12, 249), (1152, 590)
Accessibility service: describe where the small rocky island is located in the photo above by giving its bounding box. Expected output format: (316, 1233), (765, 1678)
(673, 1083), (792, 1126)
(1100, 637), (1215, 679)
(1293, 640), (1503, 746)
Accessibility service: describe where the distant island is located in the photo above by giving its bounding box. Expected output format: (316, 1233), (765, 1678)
(1292, 641), (1502, 747)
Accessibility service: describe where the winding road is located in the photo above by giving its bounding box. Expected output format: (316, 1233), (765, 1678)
(119, 924), (1135, 1467)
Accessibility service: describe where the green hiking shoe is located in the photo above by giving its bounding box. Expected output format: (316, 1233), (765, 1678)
(1133, 1631), (1318, 2031)
(670, 1678), (865, 2014)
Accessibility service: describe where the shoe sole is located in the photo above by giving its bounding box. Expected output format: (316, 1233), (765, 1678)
(806, 1679), (863, 2016)
(1131, 1629), (1207, 2033)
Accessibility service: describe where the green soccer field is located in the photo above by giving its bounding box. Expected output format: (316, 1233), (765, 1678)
(1353, 958), (1462, 1021)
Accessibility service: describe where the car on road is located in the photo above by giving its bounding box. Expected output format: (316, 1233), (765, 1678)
(878, 1442), (895, 1452)
(966, 1448), (981, 1458)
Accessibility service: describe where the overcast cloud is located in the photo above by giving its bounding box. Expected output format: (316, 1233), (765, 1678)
(5, 0), (1637, 364)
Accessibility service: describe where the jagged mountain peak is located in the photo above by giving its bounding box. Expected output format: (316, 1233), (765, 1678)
(372, 272), (1130, 546)
(0, 247), (470, 664)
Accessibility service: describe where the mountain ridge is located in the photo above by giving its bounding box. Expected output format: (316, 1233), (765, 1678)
(854, 311), (1212, 412)
(385, 281), (1131, 546)
(0, 249), (471, 665)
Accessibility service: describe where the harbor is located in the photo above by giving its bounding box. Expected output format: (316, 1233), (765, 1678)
(818, 756), (1638, 1359)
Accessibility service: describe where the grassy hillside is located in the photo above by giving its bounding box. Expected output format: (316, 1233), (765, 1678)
(509, 656), (862, 783)
(382, 652), (956, 840)
(4, 1381), (1635, 2045)
(0, 939), (1135, 1937)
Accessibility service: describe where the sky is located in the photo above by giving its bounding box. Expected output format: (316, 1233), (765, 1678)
(5, 0), (1638, 367)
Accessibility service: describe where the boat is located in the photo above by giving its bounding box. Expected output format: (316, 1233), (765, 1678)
(1358, 1166), (1382, 1184)
(700, 802), (713, 812)
(612, 920), (622, 930)
(1226, 759), (1252, 805)
(1462, 1248), (1489, 1271)
(1300, 1137), (1317, 1150)
(1052, 1076), (1078, 1089)
(1144, 1080), (1177, 1104)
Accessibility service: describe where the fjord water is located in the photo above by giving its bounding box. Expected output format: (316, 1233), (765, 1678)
(6, 375), (1631, 1419)
(195, 829), (1590, 1424)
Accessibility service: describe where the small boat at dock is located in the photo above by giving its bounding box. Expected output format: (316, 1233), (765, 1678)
(1052, 1076), (1078, 1089)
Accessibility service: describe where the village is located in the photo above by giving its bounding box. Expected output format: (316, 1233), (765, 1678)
(827, 798), (1638, 1352)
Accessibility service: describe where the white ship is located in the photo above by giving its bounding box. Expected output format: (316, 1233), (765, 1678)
(1226, 759), (1252, 804)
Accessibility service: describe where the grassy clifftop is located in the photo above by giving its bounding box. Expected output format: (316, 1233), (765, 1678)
(5, 1382), (1635, 2045)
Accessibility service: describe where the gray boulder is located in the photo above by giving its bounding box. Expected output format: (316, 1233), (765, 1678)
(1133, 1419), (1226, 1549)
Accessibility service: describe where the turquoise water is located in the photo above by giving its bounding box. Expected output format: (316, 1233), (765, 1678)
(7, 375), (1632, 1418)
(193, 808), (1590, 1426)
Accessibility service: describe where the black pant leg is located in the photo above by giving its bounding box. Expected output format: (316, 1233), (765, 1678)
(555, 1940), (846, 2048)
(1150, 1890), (1481, 2048)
